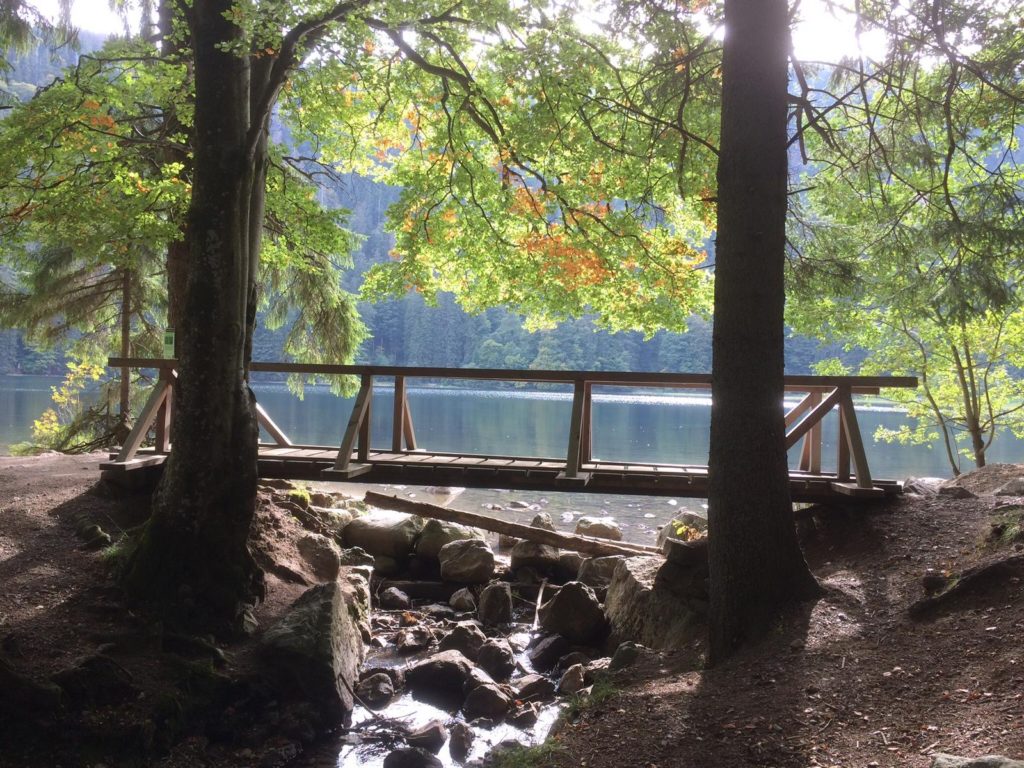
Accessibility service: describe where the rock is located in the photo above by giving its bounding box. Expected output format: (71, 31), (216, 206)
(379, 587), (412, 610)
(510, 541), (561, 572)
(308, 492), (335, 508)
(406, 719), (448, 753)
(320, 507), (355, 536)
(578, 556), (625, 590)
(383, 747), (443, 768)
(355, 672), (394, 709)
(538, 582), (608, 645)
(406, 650), (487, 709)
(344, 511), (425, 558)
(609, 641), (643, 671)
(515, 674), (556, 702)
(558, 552), (585, 580)
(508, 702), (540, 728)
(902, 476), (945, 496)
(530, 511), (555, 529)
(557, 651), (591, 672)
(497, 533), (520, 549)
(656, 512), (708, 547)
(508, 500), (533, 510)
(939, 484), (976, 499)
(449, 721), (474, 761)
(584, 657), (611, 684)
(374, 555), (403, 576)
(296, 533), (341, 581)
(417, 519), (485, 560)
(604, 556), (704, 650)
(337, 547), (375, 567)
(50, 653), (137, 707)
(438, 622), (487, 661)
(478, 582), (513, 626)
(259, 571), (369, 722)
(477, 639), (516, 681)
(421, 603), (457, 621)
(557, 663), (586, 695)
(574, 516), (622, 541)
(449, 587), (477, 612)
(464, 682), (512, 720)
(439, 539), (495, 583)
(931, 756), (1024, 768)
(0, 655), (63, 719)
(396, 625), (434, 654)
(996, 478), (1024, 497)
(527, 635), (569, 672)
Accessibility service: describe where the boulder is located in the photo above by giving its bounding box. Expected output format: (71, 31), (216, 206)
(538, 582), (608, 645)
(439, 539), (495, 583)
(578, 556), (626, 590)
(527, 635), (569, 672)
(396, 625), (434, 654)
(449, 587), (477, 613)
(996, 478), (1024, 497)
(939, 484), (976, 499)
(383, 747), (443, 768)
(379, 586), (411, 610)
(656, 512), (708, 547)
(438, 622), (488, 661)
(296, 533), (342, 582)
(557, 552), (585, 580)
(463, 682), (512, 720)
(449, 721), (474, 761)
(259, 571), (369, 722)
(510, 541), (560, 572)
(497, 533), (520, 549)
(514, 674), (556, 702)
(355, 672), (394, 709)
(51, 654), (137, 707)
(931, 756), (1024, 768)
(574, 516), (622, 541)
(373, 555), (403, 576)
(406, 719), (448, 753)
(338, 547), (375, 567)
(478, 582), (513, 626)
(362, 665), (406, 692)
(530, 511), (555, 530)
(604, 556), (704, 650)
(406, 650), (488, 709)
(317, 507), (354, 536)
(344, 511), (425, 558)
(476, 639), (516, 681)
(417, 519), (485, 560)
(508, 702), (540, 728)
(902, 476), (945, 496)
(557, 663), (586, 695)
(609, 641), (643, 671)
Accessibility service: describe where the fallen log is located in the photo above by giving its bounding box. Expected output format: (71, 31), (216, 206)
(364, 491), (662, 558)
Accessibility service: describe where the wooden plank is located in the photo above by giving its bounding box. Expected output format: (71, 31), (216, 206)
(334, 375), (373, 471)
(365, 492), (661, 556)
(836, 407), (851, 482)
(392, 376), (406, 452)
(838, 388), (873, 488)
(785, 388), (842, 449)
(321, 464), (373, 480)
(564, 380), (587, 479)
(799, 391), (822, 473)
(100, 455), (167, 471)
(581, 381), (593, 463)
(830, 481), (885, 498)
(115, 377), (171, 462)
(784, 391), (816, 428)
(256, 402), (292, 447)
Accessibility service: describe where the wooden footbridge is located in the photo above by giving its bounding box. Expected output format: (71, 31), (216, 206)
(103, 358), (916, 501)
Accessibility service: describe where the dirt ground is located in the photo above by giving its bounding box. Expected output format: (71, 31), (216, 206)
(1, 453), (1022, 767)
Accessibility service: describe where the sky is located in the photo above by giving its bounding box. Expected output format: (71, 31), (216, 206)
(29, 0), (885, 61)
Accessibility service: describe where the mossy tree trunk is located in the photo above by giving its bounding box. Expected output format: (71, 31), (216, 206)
(706, 0), (822, 664)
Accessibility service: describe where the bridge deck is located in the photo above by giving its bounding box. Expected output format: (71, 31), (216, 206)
(107, 445), (901, 502)
(101, 359), (917, 502)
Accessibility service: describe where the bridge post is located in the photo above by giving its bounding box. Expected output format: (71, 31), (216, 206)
(333, 374), (372, 472)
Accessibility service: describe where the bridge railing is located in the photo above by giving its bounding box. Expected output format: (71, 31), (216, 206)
(107, 358), (917, 494)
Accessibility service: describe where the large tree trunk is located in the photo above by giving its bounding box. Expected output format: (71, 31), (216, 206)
(706, 0), (821, 664)
(122, 0), (264, 633)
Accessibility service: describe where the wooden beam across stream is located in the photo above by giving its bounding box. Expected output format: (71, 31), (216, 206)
(364, 491), (662, 558)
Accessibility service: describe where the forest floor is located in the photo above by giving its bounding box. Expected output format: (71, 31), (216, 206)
(0, 452), (1022, 768)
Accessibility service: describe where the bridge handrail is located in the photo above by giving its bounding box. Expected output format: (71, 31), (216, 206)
(109, 357), (916, 393)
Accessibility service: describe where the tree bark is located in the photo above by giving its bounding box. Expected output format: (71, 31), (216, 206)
(122, 0), (264, 633)
(706, 0), (821, 664)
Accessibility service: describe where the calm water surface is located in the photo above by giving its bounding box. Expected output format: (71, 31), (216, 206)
(3, 373), (1021, 543)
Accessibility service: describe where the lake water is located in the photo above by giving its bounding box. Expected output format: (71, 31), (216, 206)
(3, 373), (1020, 543)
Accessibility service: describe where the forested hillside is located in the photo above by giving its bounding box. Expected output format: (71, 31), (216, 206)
(2, 37), (849, 376)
